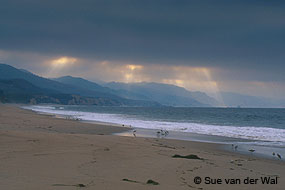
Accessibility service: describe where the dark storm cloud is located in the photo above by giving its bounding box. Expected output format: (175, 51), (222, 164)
(0, 0), (285, 76)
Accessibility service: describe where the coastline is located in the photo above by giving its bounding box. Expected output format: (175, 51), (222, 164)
(23, 104), (285, 161)
(0, 104), (284, 189)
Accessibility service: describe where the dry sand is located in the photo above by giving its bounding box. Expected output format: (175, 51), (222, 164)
(0, 104), (284, 190)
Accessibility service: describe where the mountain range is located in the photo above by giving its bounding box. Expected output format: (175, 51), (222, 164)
(0, 63), (284, 108)
(0, 64), (159, 106)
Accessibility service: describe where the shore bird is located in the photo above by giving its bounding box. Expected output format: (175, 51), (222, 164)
(248, 149), (255, 153)
(164, 130), (169, 136)
(156, 130), (161, 138)
(157, 130), (165, 135)
(277, 153), (282, 160)
(133, 130), (136, 137)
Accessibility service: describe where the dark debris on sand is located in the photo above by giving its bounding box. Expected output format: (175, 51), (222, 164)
(146, 179), (159, 185)
(122, 178), (160, 185)
(172, 154), (203, 160)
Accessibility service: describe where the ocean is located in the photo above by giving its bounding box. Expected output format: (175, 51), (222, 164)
(24, 105), (285, 158)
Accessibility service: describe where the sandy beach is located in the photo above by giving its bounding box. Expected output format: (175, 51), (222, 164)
(0, 104), (284, 190)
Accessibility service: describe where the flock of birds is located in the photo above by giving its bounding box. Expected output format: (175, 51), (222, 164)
(132, 129), (283, 161)
(65, 116), (82, 121)
(272, 152), (282, 160)
(232, 144), (282, 160)
(132, 129), (169, 138)
(156, 129), (169, 137)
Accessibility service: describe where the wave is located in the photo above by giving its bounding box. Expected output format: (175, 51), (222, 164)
(23, 105), (285, 144)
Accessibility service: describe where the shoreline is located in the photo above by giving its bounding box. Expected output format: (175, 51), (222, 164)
(1, 104), (284, 189)
(22, 104), (285, 161)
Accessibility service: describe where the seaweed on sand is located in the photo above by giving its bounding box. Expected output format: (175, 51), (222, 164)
(172, 154), (202, 160)
(122, 178), (140, 183)
(146, 179), (159, 185)
(52, 183), (86, 187)
(122, 178), (160, 185)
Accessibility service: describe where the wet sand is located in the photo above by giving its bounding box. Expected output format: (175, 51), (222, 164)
(0, 104), (284, 190)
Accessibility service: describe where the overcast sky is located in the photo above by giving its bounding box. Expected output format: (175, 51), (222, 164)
(1, 0), (285, 98)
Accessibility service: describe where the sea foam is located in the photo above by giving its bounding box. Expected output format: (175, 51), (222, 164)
(24, 105), (285, 146)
